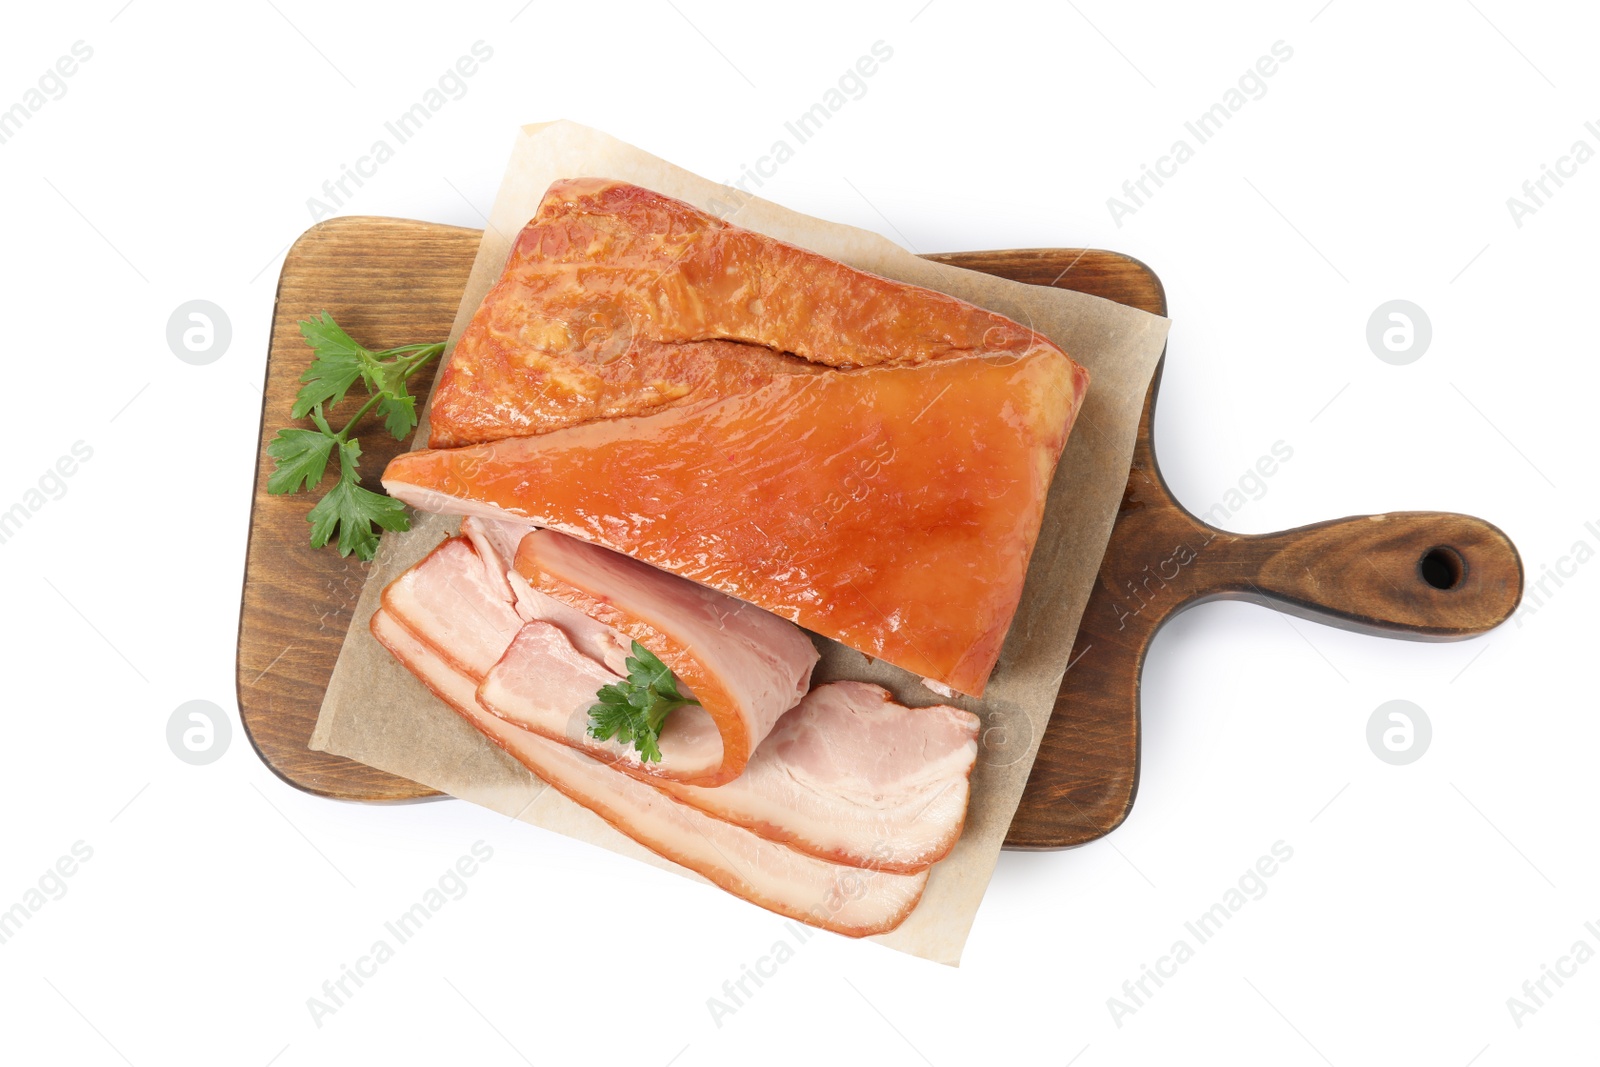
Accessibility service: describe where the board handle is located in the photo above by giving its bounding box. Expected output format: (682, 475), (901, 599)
(1203, 511), (1524, 639)
(1007, 507), (1524, 851)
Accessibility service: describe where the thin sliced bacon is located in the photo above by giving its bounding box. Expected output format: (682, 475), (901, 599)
(464, 516), (633, 676)
(655, 681), (977, 872)
(380, 537), (522, 680)
(371, 607), (928, 936)
(382, 533), (980, 871)
(394, 529), (814, 785)
(480, 618), (726, 777)
(484, 624), (980, 871)
(492, 528), (819, 786)
(462, 524), (980, 870)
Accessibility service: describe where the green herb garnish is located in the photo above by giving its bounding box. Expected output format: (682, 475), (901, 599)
(586, 642), (701, 763)
(266, 313), (444, 560)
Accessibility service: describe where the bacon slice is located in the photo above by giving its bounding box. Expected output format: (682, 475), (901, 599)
(380, 537), (523, 681)
(371, 608), (927, 937)
(654, 681), (978, 873)
(386, 532), (809, 786)
(491, 528), (818, 784)
(380, 532), (979, 870)
(461, 516), (634, 676)
(482, 527), (817, 786)
(482, 619), (978, 871)
(479, 619), (727, 779)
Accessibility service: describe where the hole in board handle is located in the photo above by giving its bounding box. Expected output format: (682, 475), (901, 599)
(1419, 546), (1466, 590)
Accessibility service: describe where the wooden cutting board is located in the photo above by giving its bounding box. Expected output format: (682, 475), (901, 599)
(237, 217), (1524, 849)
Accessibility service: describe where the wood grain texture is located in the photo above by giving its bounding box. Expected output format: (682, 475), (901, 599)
(238, 218), (479, 800)
(1001, 371), (1525, 850)
(238, 219), (1524, 848)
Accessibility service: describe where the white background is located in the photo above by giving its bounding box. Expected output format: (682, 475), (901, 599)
(1, 1), (1595, 1063)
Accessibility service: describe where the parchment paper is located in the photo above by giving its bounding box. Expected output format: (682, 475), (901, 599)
(310, 121), (1170, 965)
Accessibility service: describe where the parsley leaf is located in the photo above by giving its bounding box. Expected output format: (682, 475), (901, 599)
(305, 437), (411, 558)
(292, 313), (369, 418)
(266, 312), (445, 562)
(265, 427), (335, 494)
(586, 642), (702, 763)
(376, 392), (418, 440)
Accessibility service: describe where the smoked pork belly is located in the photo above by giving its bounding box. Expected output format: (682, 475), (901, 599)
(380, 536), (523, 682)
(480, 619), (728, 778)
(387, 179), (1088, 698)
(653, 681), (979, 873)
(386, 348), (1080, 698)
(386, 531), (809, 786)
(371, 607), (928, 937)
(425, 177), (1080, 449)
(461, 516), (632, 676)
(489, 527), (818, 786)
(379, 532), (980, 872)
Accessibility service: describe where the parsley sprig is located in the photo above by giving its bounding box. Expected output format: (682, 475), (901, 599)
(587, 642), (702, 764)
(266, 313), (444, 561)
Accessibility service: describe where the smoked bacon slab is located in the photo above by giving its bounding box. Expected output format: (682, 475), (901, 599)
(386, 178), (1089, 697)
